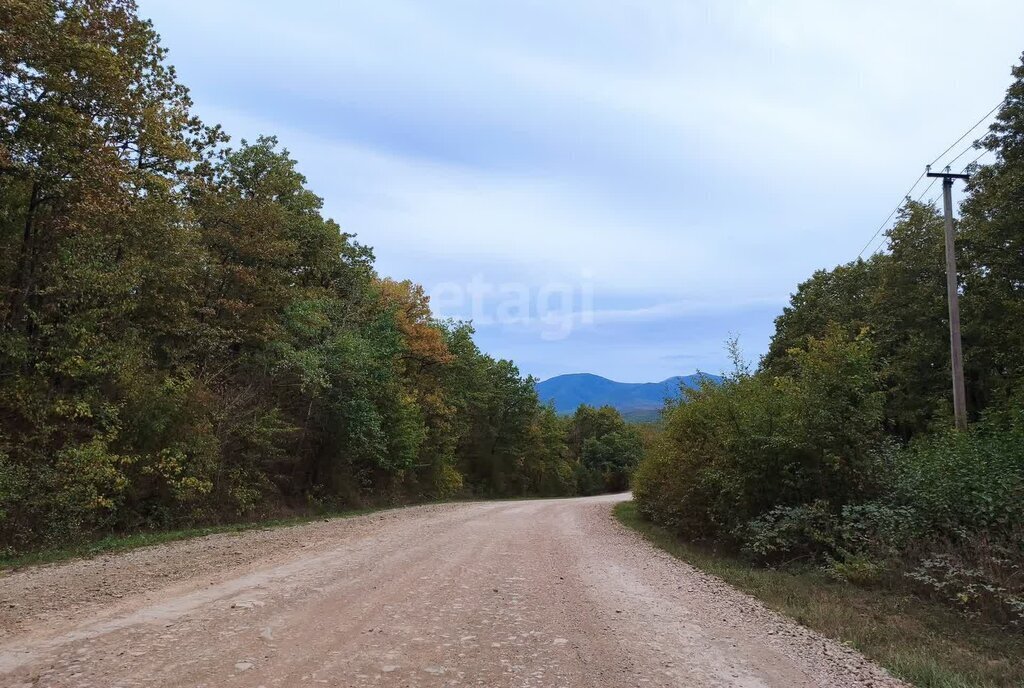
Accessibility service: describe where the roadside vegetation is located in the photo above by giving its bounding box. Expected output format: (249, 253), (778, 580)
(616, 502), (1024, 688)
(0, 1), (644, 557)
(631, 52), (1024, 678)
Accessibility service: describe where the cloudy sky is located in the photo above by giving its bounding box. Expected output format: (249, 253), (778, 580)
(140, 0), (1024, 382)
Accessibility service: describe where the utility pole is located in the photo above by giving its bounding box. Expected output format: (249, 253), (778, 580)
(926, 166), (970, 431)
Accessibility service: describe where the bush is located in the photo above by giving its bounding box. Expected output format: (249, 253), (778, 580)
(633, 327), (884, 540)
(836, 501), (919, 555)
(739, 500), (839, 563)
(890, 426), (1024, 626)
(738, 500), (918, 585)
(638, 400), (1024, 625)
(888, 426), (1024, 537)
(908, 537), (1024, 627)
(632, 432), (712, 534)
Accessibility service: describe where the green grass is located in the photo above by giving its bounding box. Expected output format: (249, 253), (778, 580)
(614, 501), (1024, 688)
(0, 506), (384, 571)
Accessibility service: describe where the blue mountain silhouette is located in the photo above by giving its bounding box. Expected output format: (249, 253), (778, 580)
(535, 372), (722, 418)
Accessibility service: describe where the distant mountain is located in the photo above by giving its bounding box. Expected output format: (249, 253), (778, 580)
(535, 372), (722, 418)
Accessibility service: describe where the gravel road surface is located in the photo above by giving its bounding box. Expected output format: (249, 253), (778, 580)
(0, 494), (903, 687)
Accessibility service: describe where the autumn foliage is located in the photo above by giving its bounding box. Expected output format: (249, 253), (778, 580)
(0, 1), (637, 552)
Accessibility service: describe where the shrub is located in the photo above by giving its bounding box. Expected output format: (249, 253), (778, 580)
(738, 499), (917, 584)
(632, 432), (713, 534)
(890, 426), (1024, 626)
(888, 426), (1024, 537)
(835, 501), (919, 561)
(739, 500), (839, 563)
(633, 327), (884, 539)
(908, 533), (1024, 627)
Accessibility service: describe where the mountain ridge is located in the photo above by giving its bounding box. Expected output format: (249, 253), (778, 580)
(535, 372), (721, 418)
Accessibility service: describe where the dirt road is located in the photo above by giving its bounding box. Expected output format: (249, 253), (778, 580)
(0, 494), (902, 687)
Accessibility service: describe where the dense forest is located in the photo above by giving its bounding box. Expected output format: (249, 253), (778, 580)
(0, 1), (645, 554)
(635, 55), (1024, 628)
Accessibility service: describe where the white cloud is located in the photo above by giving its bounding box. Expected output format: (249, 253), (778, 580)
(140, 0), (1024, 377)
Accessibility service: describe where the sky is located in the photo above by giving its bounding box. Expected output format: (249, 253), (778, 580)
(139, 0), (1024, 382)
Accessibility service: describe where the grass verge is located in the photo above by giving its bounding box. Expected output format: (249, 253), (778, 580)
(0, 506), (384, 571)
(614, 501), (1024, 688)
(0, 493), (574, 571)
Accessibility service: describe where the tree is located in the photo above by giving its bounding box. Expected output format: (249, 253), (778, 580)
(959, 53), (1024, 414)
(872, 201), (951, 438)
(566, 405), (643, 495)
(0, 0), (218, 544)
(762, 257), (882, 375)
(0, 2), (581, 552)
(762, 201), (958, 439)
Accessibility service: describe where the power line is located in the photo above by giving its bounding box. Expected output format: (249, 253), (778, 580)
(857, 170), (926, 258)
(915, 175), (940, 203)
(859, 98), (1005, 259)
(925, 134), (992, 192)
(927, 99), (1004, 169)
(862, 167), (946, 257)
(862, 229), (891, 259)
(912, 140), (990, 210)
(960, 146), (992, 173)
(868, 148), (989, 256)
(863, 171), (937, 256)
(945, 140), (982, 169)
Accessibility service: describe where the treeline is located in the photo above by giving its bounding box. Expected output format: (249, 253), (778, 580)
(0, 1), (641, 554)
(635, 55), (1024, 627)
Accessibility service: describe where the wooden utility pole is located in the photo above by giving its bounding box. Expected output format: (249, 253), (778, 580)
(927, 166), (970, 430)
